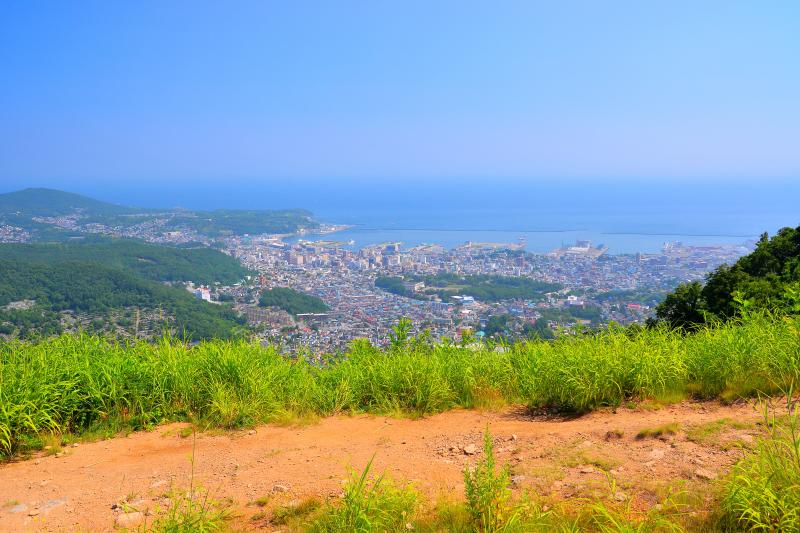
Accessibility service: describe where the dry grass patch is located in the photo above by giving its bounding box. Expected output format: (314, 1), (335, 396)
(636, 422), (681, 440)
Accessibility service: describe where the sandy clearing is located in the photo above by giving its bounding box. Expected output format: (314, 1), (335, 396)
(0, 400), (762, 532)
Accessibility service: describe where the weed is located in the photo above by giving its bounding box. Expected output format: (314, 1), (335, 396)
(685, 418), (756, 446)
(306, 457), (417, 533)
(720, 393), (800, 531)
(463, 427), (518, 532)
(271, 497), (321, 525)
(636, 423), (681, 440)
(147, 487), (230, 532)
(143, 428), (231, 532)
(249, 495), (270, 507)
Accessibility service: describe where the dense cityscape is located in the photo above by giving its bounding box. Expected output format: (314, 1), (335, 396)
(226, 234), (751, 351)
(0, 208), (753, 351)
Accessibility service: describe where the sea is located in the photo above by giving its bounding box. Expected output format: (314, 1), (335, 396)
(33, 179), (800, 255)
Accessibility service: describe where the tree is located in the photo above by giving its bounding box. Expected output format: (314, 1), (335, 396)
(655, 226), (800, 330)
(655, 281), (706, 330)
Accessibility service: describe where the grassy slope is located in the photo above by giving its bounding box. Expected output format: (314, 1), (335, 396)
(2, 313), (799, 531)
(2, 313), (798, 455)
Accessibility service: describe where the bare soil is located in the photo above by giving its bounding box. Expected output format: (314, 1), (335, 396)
(0, 400), (764, 532)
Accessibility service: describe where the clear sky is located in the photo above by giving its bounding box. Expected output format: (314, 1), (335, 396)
(1, 1), (798, 190)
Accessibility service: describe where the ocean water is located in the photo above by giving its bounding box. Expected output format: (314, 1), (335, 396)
(18, 179), (800, 254)
(296, 181), (799, 254)
(300, 206), (766, 254)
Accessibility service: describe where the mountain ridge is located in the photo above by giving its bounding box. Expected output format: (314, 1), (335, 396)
(0, 187), (319, 240)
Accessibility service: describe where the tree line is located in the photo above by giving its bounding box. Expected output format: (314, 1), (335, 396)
(655, 226), (800, 329)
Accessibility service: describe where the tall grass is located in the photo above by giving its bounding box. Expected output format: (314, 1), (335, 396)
(1, 313), (799, 457)
(720, 393), (800, 531)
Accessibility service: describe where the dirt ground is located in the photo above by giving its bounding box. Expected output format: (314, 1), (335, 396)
(0, 400), (764, 532)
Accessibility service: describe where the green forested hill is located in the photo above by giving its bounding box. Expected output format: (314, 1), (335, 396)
(167, 209), (318, 236)
(656, 225), (800, 328)
(376, 273), (562, 302)
(0, 259), (246, 340)
(259, 287), (329, 315)
(0, 188), (138, 217)
(0, 239), (250, 285)
(0, 188), (319, 238)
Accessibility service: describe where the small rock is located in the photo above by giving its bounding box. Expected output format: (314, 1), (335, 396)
(463, 444), (477, 455)
(41, 499), (65, 512)
(72, 443), (79, 448)
(695, 468), (717, 481)
(28, 509), (40, 517)
(9, 503), (28, 514)
(272, 483), (290, 493)
(510, 434), (518, 442)
(248, 430), (256, 435)
(115, 511), (145, 528)
(579, 466), (595, 474)
(510, 475), (526, 486)
(33, 459), (41, 465)
(613, 491), (627, 502)
(649, 448), (666, 460)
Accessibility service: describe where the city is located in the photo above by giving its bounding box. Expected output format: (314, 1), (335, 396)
(224, 231), (750, 352)
(0, 214), (752, 352)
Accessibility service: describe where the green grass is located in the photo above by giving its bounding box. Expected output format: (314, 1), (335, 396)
(636, 423), (681, 440)
(720, 395), (800, 531)
(685, 417), (755, 446)
(1, 313), (799, 458)
(305, 430), (695, 533)
(463, 429), (516, 532)
(3, 313), (799, 531)
(305, 457), (417, 532)
(271, 497), (322, 525)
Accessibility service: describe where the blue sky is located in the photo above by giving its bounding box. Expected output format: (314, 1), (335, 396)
(1, 1), (798, 190)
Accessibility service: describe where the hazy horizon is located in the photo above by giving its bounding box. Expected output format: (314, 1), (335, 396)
(1, 181), (797, 254)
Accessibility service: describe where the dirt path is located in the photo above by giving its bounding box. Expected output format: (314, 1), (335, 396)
(0, 400), (764, 532)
